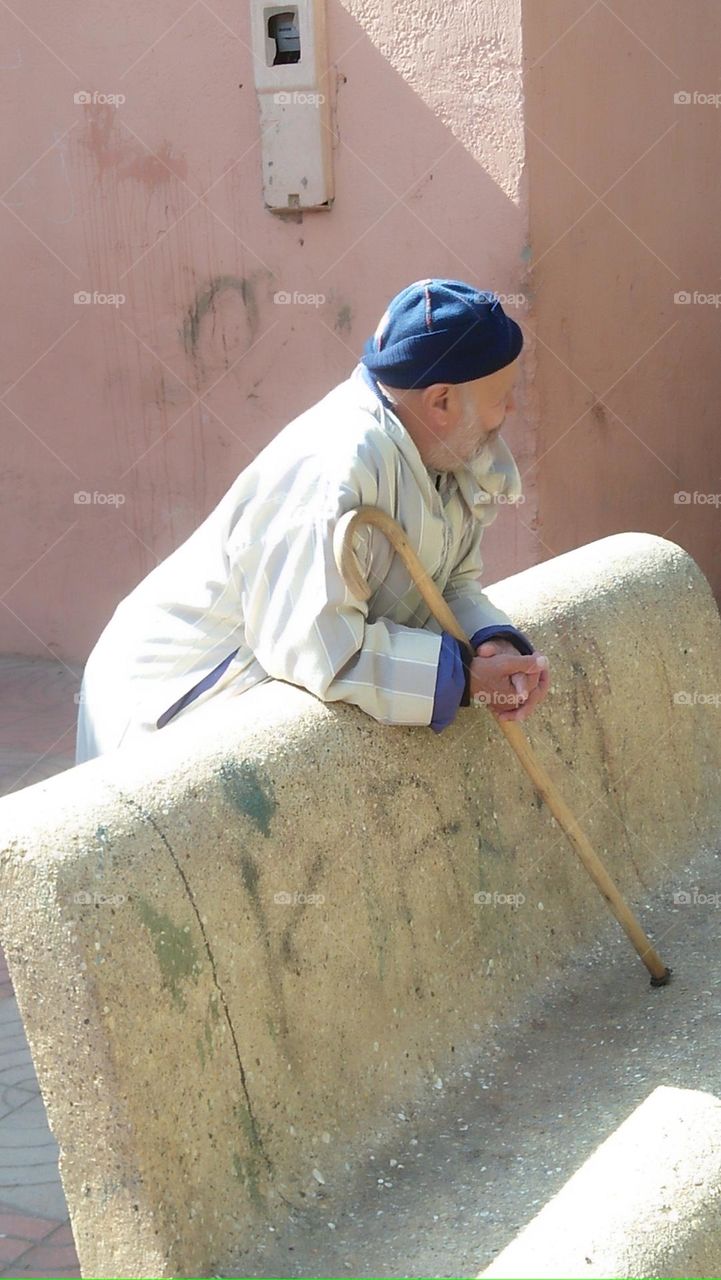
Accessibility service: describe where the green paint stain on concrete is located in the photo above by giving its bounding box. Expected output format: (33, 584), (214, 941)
(204, 993), (219, 1049)
(218, 759), (277, 837)
(232, 1102), (264, 1207)
(239, 853), (259, 898)
(232, 1152), (263, 1208)
(234, 1100), (262, 1152)
(196, 992), (221, 1065)
(136, 897), (202, 1010)
(477, 836), (503, 860)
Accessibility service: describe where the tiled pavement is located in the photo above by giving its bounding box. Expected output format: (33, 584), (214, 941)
(0, 656), (83, 1278)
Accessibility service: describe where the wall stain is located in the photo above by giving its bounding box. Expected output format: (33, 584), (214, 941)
(232, 1102), (264, 1209)
(80, 103), (188, 189)
(180, 274), (259, 358)
(279, 851), (327, 968)
(230, 844), (293, 1051)
(217, 807), (296, 1059)
(135, 896), (202, 1011)
(196, 991), (221, 1066)
(335, 304), (352, 333)
(217, 759), (277, 837)
(239, 851), (260, 898)
(110, 786), (292, 1210)
(477, 836), (504, 861)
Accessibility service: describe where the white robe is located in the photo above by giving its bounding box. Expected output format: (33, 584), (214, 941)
(75, 363), (525, 763)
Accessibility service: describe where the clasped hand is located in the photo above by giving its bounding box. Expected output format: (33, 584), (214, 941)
(469, 638), (550, 723)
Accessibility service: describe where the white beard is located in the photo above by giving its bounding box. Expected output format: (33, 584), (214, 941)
(465, 436), (498, 474)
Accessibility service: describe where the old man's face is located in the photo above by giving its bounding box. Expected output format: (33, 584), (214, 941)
(428, 360), (519, 470)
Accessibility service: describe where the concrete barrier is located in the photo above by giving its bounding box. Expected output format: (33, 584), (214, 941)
(1, 532), (720, 1278)
(480, 1085), (721, 1278)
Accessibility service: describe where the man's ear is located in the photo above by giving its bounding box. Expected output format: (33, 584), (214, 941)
(422, 383), (453, 424)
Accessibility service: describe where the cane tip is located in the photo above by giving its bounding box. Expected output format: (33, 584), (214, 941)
(649, 966), (673, 988)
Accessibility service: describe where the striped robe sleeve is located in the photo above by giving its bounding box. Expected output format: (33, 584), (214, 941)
(231, 492), (443, 727)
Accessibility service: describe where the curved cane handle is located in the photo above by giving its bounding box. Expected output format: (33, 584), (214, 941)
(333, 505), (465, 640)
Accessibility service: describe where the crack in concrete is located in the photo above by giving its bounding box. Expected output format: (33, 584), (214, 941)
(110, 788), (274, 1186)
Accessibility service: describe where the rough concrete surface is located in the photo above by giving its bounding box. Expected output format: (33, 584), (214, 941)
(228, 840), (721, 1279)
(482, 1078), (721, 1279)
(0, 532), (720, 1278)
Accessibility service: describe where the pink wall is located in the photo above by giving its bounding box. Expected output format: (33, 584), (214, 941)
(4, 0), (718, 666)
(0, 0), (534, 663)
(523, 0), (721, 601)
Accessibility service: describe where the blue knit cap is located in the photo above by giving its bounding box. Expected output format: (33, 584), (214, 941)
(360, 278), (523, 389)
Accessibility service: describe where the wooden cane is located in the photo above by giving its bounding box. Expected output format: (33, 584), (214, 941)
(333, 505), (671, 987)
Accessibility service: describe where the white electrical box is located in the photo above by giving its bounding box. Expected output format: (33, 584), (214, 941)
(248, 0), (334, 212)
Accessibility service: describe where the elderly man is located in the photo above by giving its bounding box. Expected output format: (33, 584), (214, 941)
(75, 278), (549, 765)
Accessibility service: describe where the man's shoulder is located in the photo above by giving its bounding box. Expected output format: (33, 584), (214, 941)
(203, 367), (402, 534)
(284, 367), (397, 481)
(310, 365), (393, 441)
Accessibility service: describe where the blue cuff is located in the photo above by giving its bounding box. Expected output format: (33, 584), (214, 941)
(430, 631), (465, 733)
(469, 624), (534, 656)
(430, 625), (535, 733)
